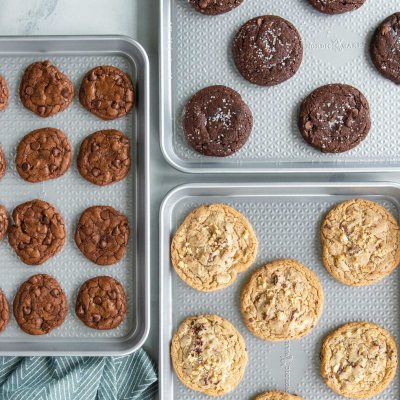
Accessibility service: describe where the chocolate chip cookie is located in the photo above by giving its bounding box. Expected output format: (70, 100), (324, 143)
(8, 200), (66, 265)
(321, 322), (398, 398)
(255, 392), (303, 400)
(0, 289), (9, 333)
(321, 199), (400, 286)
(20, 61), (74, 117)
(75, 206), (130, 265)
(233, 16), (303, 86)
(77, 130), (131, 186)
(299, 84), (371, 153)
(13, 274), (67, 335)
(79, 66), (135, 120)
(0, 75), (9, 111)
(371, 13), (400, 85)
(16, 128), (72, 183)
(182, 85), (253, 157)
(308, 0), (366, 14)
(75, 276), (127, 330)
(188, 0), (244, 15)
(241, 259), (324, 341)
(171, 204), (258, 292)
(171, 315), (248, 396)
(0, 205), (8, 241)
(0, 145), (6, 180)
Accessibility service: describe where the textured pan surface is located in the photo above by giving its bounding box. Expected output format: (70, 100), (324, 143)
(160, 183), (400, 399)
(161, 0), (400, 172)
(0, 36), (149, 355)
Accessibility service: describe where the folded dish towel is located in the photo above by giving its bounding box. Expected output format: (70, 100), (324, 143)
(0, 349), (157, 400)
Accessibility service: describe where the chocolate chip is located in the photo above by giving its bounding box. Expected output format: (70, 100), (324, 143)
(93, 296), (102, 305)
(37, 106), (46, 115)
(61, 88), (69, 98)
(52, 148), (61, 157)
(42, 60), (51, 67)
(49, 164), (57, 173)
(21, 162), (30, 171)
(92, 100), (101, 109)
(100, 211), (109, 220)
(77, 306), (84, 315)
(112, 159), (121, 168)
(30, 141), (40, 151)
(108, 290), (117, 300)
(111, 101), (120, 110)
(41, 215), (50, 225)
(50, 289), (60, 298)
(92, 314), (101, 322)
(23, 306), (31, 315)
(18, 242), (26, 250)
(41, 322), (50, 331)
(112, 226), (120, 236)
(99, 240), (107, 249)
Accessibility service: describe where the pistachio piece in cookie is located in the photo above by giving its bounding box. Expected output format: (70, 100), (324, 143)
(171, 204), (258, 292)
(321, 199), (400, 286)
(171, 314), (247, 396)
(321, 322), (398, 398)
(240, 259), (324, 341)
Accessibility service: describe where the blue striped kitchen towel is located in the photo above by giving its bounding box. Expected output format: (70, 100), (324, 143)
(0, 350), (157, 400)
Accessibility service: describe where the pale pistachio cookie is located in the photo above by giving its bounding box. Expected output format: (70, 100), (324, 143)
(171, 204), (258, 292)
(321, 199), (400, 286)
(241, 259), (324, 341)
(255, 392), (303, 400)
(321, 322), (398, 399)
(171, 314), (247, 396)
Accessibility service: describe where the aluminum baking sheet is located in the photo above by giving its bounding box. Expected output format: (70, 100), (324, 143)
(159, 182), (400, 399)
(160, 0), (400, 173)
(0, 36), (149, 356)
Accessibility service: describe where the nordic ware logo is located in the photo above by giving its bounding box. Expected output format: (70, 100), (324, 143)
(306, 27), (364, 67)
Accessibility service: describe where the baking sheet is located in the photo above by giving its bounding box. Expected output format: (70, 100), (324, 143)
(160, 182), (400, 399)
(0, 36), (149, 356)
(160, 0), (400, 173)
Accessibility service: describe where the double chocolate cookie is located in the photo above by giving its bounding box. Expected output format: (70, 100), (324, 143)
(0, 145), (5, 179)
(0, 289), (9, 333)
(77, 130), (131, 186)
(16, 128), (72, 183)
(13, 274), (68, 335)
(8, 200), (66, 265)
(20, 61), (74, 117)
(79, 66), (135, 120)
(308, 0), (366, 14)
(182, 85), (253, 157)
(0, 205), (8, 241)
(75, 206), (130, 265)
(75, 276), (127, 330)
(233, 16), (303, 86)
(188, 0), (244, 15)
(299, 84), (371, 153)
(0, 75), (9, 111)
(371, 13), (400, 85)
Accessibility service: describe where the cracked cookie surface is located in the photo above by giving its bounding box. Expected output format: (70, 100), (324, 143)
(0, 289), (9, 333)
(371, 13), (400, 85)
(75, 206), (130, 265)
(8, 200), (66, 265)
(171, 314), (247, 396)
(13, 274), (67, 335)
(299, 84), (371, 153)
(188, 0), (244, 15)
(77, 129), (131, 186)
(19, 61), (73, 117)
(182, 85), (253, 157)
(233, 16), (303, 86)
(255, 392), (304, 400)
(75, 276), (127, 330)
(308, 0), (365, 14)
(321, 322), (398, 398)
(0, 75), (9, 111)
(0, 205), (8, 241)
(16, 128), (72, 183)
(321, 199), (400, 286)
(79, 65), (135, 120)
(241, 259), (324, 341)
(171, 204), (258, 292)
